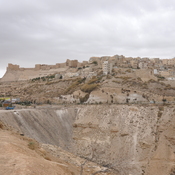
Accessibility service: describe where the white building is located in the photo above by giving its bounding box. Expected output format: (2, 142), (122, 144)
(167, 77), (175, 80)
(153, 69), (158, 75)
(102, 61), (113, 75)
(138, 62), (148, 69)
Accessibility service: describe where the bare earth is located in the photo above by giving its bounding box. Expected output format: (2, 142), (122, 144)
(0, 129), (78, 175)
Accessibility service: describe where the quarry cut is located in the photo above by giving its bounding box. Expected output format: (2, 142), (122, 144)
(0, 105), (175, 175)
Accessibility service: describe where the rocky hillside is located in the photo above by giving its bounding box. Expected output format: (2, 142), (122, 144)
(1, 68), (175, 105)
(0, 120), (116, 175)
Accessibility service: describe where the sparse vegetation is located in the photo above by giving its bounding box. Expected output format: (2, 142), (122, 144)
(81, 84), (98, 93)
(16, 101), (32, 106)
(65, 78), (86, 94)
(79, 94), (89, 103)
(155, 75), (165, 81)
(148, 79), (156, 83)
(112, 80), (121, 84)
(125, 69), (132, 73)
(92, 61), (98, 65)
(80, 76), (100, 93)
(119, 76), (132, 81)
(31, 74), (55, 82)
(28, 142), (37, 150)
(137, 77), (142, 81)
(0, 122), (4, 129)
(162, 98), (167, 104)
(87, 76), (99, 84)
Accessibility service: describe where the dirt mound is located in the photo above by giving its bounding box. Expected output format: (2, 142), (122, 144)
(0, 129), (78, 175)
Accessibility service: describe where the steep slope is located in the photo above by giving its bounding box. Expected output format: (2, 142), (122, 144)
(0, 129), (78, 175)
(73, 105), (175, 175)
(0, 108), (76, 151)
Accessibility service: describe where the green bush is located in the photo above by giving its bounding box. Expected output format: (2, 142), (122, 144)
(92, 61), (98, 65)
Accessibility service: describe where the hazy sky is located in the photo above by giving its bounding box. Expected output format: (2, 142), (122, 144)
(0, 0), (175, 78)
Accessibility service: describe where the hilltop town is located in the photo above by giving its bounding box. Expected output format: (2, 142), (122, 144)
(1, 54), (175, 105)
(1, 55), (175, 175)
(1, 55), (175, 81)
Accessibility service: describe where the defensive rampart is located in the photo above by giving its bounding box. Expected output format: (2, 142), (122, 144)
(1, 60), (88, 82)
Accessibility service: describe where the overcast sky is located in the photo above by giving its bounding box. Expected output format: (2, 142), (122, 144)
(0, 0), (175, 78)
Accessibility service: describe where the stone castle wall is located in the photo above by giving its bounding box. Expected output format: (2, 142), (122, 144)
(1, 60), (88, 82)
(6, 59), (86, 72)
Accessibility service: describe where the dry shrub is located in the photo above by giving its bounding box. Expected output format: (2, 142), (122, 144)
(87, 77), (99, 84)
(158, 111), (163, 118)
(148, 79), (156, 83)
(65, 81), (79, 94)
(120, 76), (131, 81)
(81, 84), (98, 93)
(0, 122), (4, 129)
(44, 156), (51, 161)
(79, 94), (89, 103)
(28, 142), (37, 150)
(159, 106), (164, 111)
(125, 69), (130, 73)
(65, 78), (85, 94)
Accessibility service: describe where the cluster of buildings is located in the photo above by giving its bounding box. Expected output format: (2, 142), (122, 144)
(0, 97), (20, 107)
(5, 54), (175, 81)
(90, 55), (175, 78)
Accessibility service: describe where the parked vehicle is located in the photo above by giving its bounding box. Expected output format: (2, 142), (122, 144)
(6, 106), (15, 110)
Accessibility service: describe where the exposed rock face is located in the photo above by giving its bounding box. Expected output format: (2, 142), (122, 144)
(73, 105), (175, 175)
(0, 105), (175, 175)
(0, 108), (76, 151)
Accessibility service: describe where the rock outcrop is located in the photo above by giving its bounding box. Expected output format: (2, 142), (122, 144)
(0, 108), (76, 151)
(73, 105), (175, 175)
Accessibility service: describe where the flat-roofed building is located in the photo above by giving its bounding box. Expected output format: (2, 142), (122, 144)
(102, 61), (113, 75)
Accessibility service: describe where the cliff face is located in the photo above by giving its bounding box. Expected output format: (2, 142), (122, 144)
(0, 105), (175, 175)
(0, 108), (76, 151)
(73, 105), (175, 175)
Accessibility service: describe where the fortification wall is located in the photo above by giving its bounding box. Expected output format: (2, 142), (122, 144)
(7, 63), (20, 71)
(6, 60), (83, 72)
(1, 59), (87, 82)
